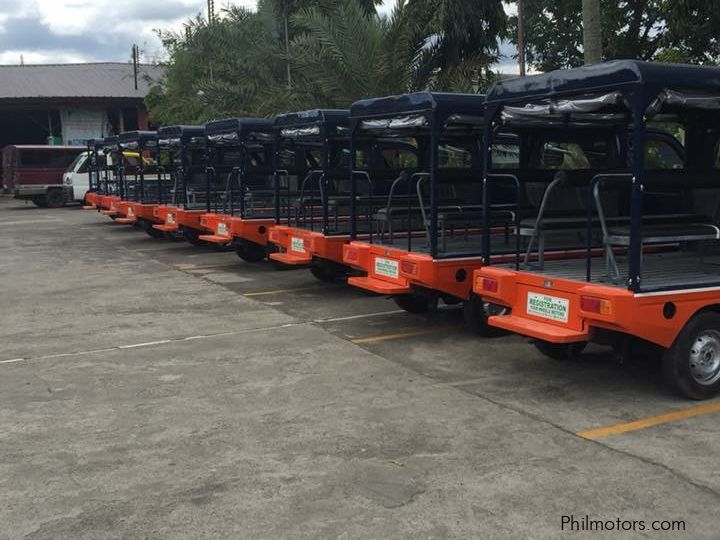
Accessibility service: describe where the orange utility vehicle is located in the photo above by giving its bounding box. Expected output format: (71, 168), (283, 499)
(268, 109), (360, 281)
(196, 118), (278, 260)
(151, 125), (209, 244)
(341, 92), (523, 315)
(80, 139), (104, 209)
(94, 136), (123, 213)
(267, 109), (420, 281)
(111, 131), (167, 237)
(473, 60), (720, 399)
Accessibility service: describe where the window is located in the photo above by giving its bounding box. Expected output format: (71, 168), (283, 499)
(381, 146), (417, 169)
(439, 143), (474, 168)
(18, 148), (81, 169)
(491, 143), (520, 169)
(645, 140), (684, 169)
(538, 139), (609, 170)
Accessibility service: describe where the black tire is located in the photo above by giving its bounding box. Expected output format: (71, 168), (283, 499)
(309, 261), (346, 282)
(45, 189), (66, 208)
(183, 227), (206, 246)
(139, 219), (166, 239)
(394, 293), (434, 314)
(463, 294), (509, 337)
(662, 311), (720, 400)
(534, 340), (588, 361)
(31, 196), (48, 208)
(236, 241), (266, 263)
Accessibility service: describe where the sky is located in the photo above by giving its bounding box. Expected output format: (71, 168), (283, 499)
(0, 0), (519, 73)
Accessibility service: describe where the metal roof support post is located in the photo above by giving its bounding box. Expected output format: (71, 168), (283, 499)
(321, 124), (331, 236)
(628, 99), (645, 292)
(138, 142), (145, 203)
(429, 112), (440, 259)
(239, 134), (247, 219)
(349, 120), (358, 240)
(481, 106), (496, 263)
(273, 132), (281, 225)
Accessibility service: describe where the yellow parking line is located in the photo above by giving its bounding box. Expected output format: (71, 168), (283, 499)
(244, 286), (320, 297)
(351, 328), (442, 345)
(578, 401), (720, 440)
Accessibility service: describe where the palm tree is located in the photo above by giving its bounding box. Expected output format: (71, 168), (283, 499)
(582, 0), (602, 64)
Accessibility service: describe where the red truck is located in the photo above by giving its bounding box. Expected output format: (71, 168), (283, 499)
(1, 145), (83, 207)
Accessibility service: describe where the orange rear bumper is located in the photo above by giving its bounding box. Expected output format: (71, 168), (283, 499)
(342, 241), (483, 299)
(152, 207), (207, 233)
(472, 265), (720, 348)
(198, 213), (274, 245)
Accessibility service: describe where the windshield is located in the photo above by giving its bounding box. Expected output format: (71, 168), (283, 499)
(66, 152), (88, 173)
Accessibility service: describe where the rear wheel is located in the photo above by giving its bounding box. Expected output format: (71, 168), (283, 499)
(183, 227), (206, 246)
(309, 261), (346, 282)
(139, 219), (165, 239)
(463, 294), (509, 337)
(45, 189), (66, 208)
(394, 293), (435, 314)
(236, 241), (266, 262)
(534, 340), (587, 361)
(31, 196), (48, 208)
(663, 312), (720, 400)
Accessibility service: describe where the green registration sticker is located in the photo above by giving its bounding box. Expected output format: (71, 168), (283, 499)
(526, 291), (569, 323)
(291, 237), (305, 253)
(374, 257), (399, 279)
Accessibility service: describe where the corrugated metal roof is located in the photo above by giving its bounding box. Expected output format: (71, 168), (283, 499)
(0, 62), (164, 100)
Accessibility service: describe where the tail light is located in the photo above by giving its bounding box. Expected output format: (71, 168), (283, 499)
(400, 260), (417, 275)
(345, 248), (359, 262)
(580, 296), (612, 315)
(482, 277), (499, 293)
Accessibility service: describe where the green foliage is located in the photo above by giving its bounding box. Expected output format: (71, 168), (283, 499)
(508, 0), (720, 72)
(146, 0), (509, 125)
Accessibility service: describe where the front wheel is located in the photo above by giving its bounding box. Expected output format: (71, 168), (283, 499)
(463, 294), (509, 337)
(663, 312), (720, 400)
(534, 340), (587, 361)
(236, 241), (266, 262)
(394, 293), (435, 314)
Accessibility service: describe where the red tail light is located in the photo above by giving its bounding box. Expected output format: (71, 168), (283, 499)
(580, 296), (611, 315)
(345, 248), (359, 262)
(400, 260), (417, 275)
(483, 278), (498, 293)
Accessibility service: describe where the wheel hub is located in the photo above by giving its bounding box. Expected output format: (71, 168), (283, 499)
(689, 331), (720, 386)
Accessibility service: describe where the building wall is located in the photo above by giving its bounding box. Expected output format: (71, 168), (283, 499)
(59, 107), (110, 145)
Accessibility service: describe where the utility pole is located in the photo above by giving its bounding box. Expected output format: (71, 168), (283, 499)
(517, 0), (526, 76)
(582, 0), (602, 64)
(207, 0), (215, 23)
(131, 44), (139, 91)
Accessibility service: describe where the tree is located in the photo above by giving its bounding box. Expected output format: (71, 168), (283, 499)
(507, 0), (720, 72)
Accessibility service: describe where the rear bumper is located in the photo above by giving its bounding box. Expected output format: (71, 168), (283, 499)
(198, 214), (274, 246)
(342, 241), (483, 299)
(152, 207), (206, 233)
(471, 266), (705, 348)
(267, 226), (335, 266)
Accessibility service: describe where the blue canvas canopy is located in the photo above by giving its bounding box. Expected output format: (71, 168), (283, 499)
(275, 109), (349, 128)
(352, 92), (485, 119)
(157, 125), (205, 142)
(205, 118), (274, 137)
(487, 60), (720, 105)
(118, 130), (157, 148)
